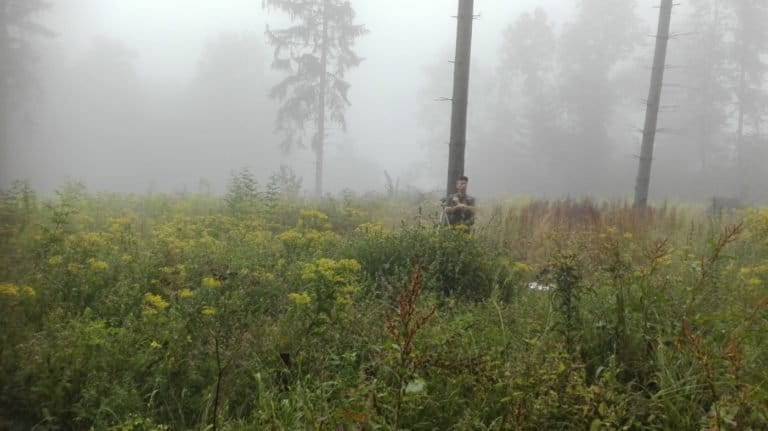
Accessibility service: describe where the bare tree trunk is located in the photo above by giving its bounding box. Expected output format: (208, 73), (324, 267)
(735, 49), (747, 194)
(315, 0), (329, 197)
(0, 3), (8, 161)
(0, 79), (6, 169)
(634, 0), (673, 210)
(446, 0), (474, 195)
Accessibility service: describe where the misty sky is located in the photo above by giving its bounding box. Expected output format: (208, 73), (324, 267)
(14, 0), (582, 194)
(13, 1), (745, 200)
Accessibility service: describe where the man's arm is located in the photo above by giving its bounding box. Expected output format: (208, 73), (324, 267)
(453, 204), (475, 215)
(443, 195), (458, 214)
(460, 197), (477, 215)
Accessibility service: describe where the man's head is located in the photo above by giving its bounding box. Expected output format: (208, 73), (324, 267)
(456, 176), (469, 195)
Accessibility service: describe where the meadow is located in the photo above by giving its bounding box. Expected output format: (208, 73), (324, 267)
(1, 177), (767, 430)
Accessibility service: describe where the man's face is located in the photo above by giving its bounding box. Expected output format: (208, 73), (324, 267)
(456, 179), (468, 194)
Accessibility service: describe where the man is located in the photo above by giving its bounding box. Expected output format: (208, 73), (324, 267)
(443, 176), (476, 227)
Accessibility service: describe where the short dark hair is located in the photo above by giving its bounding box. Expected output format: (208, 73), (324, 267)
(457, 176), (469, 182)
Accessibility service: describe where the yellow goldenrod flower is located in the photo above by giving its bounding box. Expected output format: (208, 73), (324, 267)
(288, 292), (311, 305)
(67, 263), (83, 274)
(144, 293), (170, 310)
(88, 258), (109, 271)
(355, 223), (384, 234)
(336, 296), (353, 306)
(201, 306), (216, 315)
(202, 277), (222, 288)
(179, 288), (195, 298)
(150, 340), (161, 349)
(0, 283), (20, 297)
(338, 259), (362, 272)
(0, 283), (35, 298)
(48, 255), (64, 266)
(301, 258), (361, 284)
(513, 262), (533, 273)
(453, 223), (471, 233)
(108, 217), (133, 234)
(277, 229), (303, 244)
(298, 209), (330, 228)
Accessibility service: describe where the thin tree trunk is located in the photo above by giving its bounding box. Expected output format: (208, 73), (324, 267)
(0, 4), (8, 159)
(634, 0), (673, 210)
(446, 0), (474, 195)
(0, 79), (7, 167)
(736, 64), (747, 190)
(315, 0), (329, 197)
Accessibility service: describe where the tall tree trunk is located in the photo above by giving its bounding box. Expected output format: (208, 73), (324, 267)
(735, 45), (747, 192)
(446, 0), (474, 195)
(633, 0), (673, 210)
(315, 0), (329, 197)
(0, 3), (8, 161)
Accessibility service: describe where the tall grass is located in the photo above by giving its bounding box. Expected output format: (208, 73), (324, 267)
(0, 184), (766, 430)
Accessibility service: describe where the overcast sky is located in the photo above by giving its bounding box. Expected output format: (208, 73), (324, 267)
(2, 1), (700, 197)
(20, 1), (583, 192)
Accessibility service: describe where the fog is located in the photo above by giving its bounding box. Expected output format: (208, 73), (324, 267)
(1, 0), (766, 201)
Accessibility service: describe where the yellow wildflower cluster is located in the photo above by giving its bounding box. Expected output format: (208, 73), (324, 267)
(336, 285), (358, 305)
(201, 306), (216, 316)
(0, 282), (36, 298)
(152, 216), (226, 258)
(513, 262), (533, 274)
(453, 223), (472, 234)
(277, 229), (303, 245)
(278, 228), (340, 251)
(107, 216), (135, 236)
(159, 265), (188, 286)
(262, 272), (276, 283)
(743, 208), (768, 242)
(87, 258), (109, 271)
(300, 258), (361, 309)
(144, 293), (170, 311)
(301, 258), (361, 284)
(48, 255), (64, 266)
(202, 277), (222, 289)
(355, 223), (385, 235)
(179, 288), (195, 299)
(738, 262), (768, 288)
(197, 236), (223, 253)
(243, 230), (271, 248)
(65, 232), (108, 251)
(233, 218), (266, 234)
(288, 292), (311, 305)
(297, 209), (331, 231)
